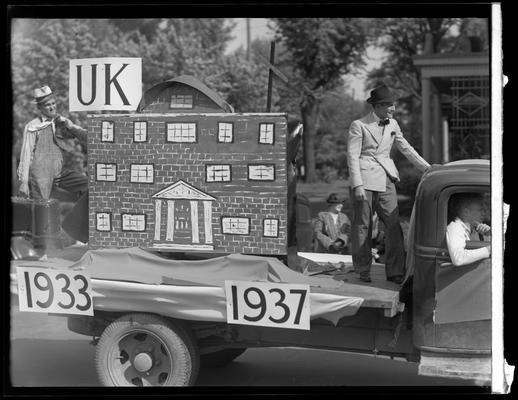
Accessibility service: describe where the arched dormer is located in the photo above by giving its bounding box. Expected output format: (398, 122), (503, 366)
(136, 75), (234, 114)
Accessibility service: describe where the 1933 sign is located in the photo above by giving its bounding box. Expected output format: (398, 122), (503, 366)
(225, 280), (310, 330)
(16, 266), (94, 316)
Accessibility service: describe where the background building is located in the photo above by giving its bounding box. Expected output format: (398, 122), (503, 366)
(413, 36), (490, 163)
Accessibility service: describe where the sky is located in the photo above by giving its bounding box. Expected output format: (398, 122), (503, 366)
(227, 18), (386, 100)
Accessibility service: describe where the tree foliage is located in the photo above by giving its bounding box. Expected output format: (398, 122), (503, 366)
(272, 18), (370, 182)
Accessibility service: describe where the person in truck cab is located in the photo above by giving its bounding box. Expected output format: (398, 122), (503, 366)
(347, 84), (430, 283)
(313, 193), (351, 254)
(446, 193), (491, 266)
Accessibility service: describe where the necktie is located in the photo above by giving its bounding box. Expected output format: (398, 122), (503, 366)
(378, 119), (390, 126)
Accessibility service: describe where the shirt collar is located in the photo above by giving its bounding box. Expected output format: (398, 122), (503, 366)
(454, 217), (471, 234)
(371, 111), (391, 125)
(371, 111), (381, 123)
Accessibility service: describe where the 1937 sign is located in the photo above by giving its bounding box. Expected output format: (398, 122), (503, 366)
(225, 281), (310, 330)
(16, 266), (94, 316)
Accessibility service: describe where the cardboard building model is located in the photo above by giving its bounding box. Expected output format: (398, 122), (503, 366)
(88, 75), (289, 255)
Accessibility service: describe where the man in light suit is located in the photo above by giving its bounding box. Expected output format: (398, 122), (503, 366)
(313, 193), (351, 254)
(347, 85), (430, 283)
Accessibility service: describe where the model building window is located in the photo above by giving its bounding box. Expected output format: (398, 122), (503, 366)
(96, 163), (117, 182)
(121, 214), (146, 231)
(218, 122), (233, 143)
(248, 164), (275, 181)
(263, 218), (279, 237)
(170, 94), (193, 109)
(221, 217), (250, 235)
(96, 212), (111, 231)
(133, 121), (147, 142)
(130, 164), (154, 183)
(258, 123), (275, 144)
(166, 123), (197, 142)
(101, 121), (114, 142)
(206, 165), (231, 182)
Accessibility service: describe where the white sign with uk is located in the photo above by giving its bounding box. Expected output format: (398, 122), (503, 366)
(69, 57), (142, 112)
(225, 280), (310, 330)
(16, 266), (94, 316)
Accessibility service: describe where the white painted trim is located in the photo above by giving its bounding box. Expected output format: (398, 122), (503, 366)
(190, 200), (199, 243)
(203, 201), (213, 244)
(90, 112), (288, 118)
(166, 200), (175, 241)
(151, 243), (214, 251)
(153, 179), (217, 201)
(154, 200), (162, 240)
(203, 201), (212, 243)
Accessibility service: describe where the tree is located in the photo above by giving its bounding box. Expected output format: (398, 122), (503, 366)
(365, 18), (486, 147)
(10, 18), (237, 188)
(272, 18), (370, 182)
(314, 88), (365, 181)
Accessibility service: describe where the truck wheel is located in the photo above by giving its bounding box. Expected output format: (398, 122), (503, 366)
(201, 348), (247, 368)
(95, 313), (199, 386)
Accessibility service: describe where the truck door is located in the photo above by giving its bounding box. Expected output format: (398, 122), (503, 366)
(433, 187), (491, 350)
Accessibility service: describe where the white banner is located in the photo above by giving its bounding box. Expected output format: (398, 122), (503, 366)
(69, 57), (142, 112)
(225, 280), (310, 330)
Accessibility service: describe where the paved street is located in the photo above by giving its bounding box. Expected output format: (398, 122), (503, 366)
(9, 295), (472, 388)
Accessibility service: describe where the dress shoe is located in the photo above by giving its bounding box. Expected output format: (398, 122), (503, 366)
(387, 276), (404, 284)
(359, 274), (372, 283)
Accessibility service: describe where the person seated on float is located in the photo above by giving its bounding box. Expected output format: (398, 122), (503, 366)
(313, 193), (351, 254)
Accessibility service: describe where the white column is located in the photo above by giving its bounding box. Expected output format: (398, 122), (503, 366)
(190, 200), (199, 243)
(203, 201), (213, 244)
(154, 200), (162, 241)
(166, 200), (175, 241)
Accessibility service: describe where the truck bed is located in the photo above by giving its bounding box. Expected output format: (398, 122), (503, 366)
(12, 247), (404, 319)
(298, 252), (404, 318)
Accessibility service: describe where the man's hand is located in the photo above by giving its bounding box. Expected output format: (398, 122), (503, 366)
(330, 239), (345, 252)
(486, 246), (491, 256)
(56, 115), (72, 128)
(475, 223), (491, 235)
(425, 163), (441, 172)
(18, 183), (29, 198)
(354, 186), (366, 201)
(292, 123), (303, 138)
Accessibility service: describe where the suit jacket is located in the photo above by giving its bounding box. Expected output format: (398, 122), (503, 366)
(347, 112), (430, 192)
(313, 211), (351, 253)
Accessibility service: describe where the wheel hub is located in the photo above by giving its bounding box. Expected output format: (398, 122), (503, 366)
(133, 352), (154, 372)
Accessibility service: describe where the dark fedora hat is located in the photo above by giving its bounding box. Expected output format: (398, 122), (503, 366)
(366, 85), (398, 104)
(326, 193), (342, 204)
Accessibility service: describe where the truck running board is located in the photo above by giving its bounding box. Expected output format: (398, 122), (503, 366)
(418, 351), (491, 385)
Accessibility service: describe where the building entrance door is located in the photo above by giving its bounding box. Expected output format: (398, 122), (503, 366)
(174, 200), (191, 244)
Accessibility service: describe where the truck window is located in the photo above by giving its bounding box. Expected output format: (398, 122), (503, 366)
(446, 190), (491, 244)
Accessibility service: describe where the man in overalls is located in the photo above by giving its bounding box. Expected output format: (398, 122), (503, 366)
(347, 85), (430, 283)
(17, 85), (89, 242)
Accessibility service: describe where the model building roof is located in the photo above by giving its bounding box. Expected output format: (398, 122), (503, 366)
(136, 75), (234, 113)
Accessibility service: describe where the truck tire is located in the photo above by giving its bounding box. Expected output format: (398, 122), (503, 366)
(200, 348), (247, 368)
(95, 313), (199, 386)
